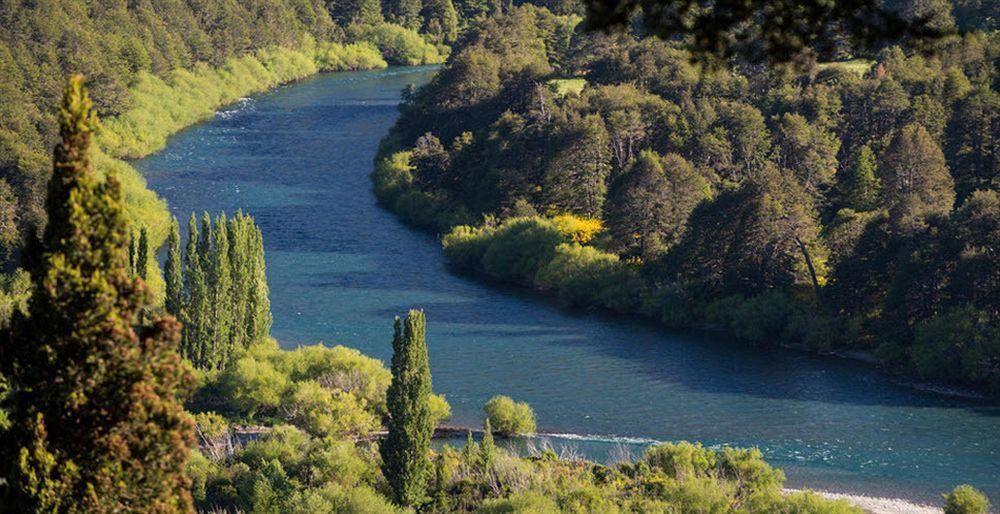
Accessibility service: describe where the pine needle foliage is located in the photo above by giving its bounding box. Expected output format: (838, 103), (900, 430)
(0, 75), (195, 513)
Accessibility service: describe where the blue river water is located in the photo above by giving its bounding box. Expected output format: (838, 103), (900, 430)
(135, 66), (999, 504)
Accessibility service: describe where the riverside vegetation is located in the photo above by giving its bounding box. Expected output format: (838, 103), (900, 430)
(0, 0), (996, 511)
(372, 1), (1000, 395)
(0, 0), (452, 275)
(0, 76), (935, 513)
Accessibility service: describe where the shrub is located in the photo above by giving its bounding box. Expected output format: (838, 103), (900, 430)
(535, 243), (620, 306)
(315, 42), (387, 70)
(480, 217), (564, 284)
(728, 291), (794, 343)
(551, 214), (603, 244)
(356, 23), (445, 65)
(944, 485), (991, 514)
(476, 491), (560, 513)
(484, 395), (536, 436)
(644, 442), (716, 480)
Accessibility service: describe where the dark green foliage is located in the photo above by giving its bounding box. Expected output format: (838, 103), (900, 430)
(0, 76), (194, 513)
(838, 145), (881, 212)
(165, 218), (184, 321)
(381, 310), (434, 507)
(605, 151), (708, 260)
(137, 226), (150, 280)
(379, 7), (1000, 392)
(581, 0), (957, 64)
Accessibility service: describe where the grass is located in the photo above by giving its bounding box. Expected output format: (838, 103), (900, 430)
(815, 59), (874, 78)
(547, 78), (587, 97)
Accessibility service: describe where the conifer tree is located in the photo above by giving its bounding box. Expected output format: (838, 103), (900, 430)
(0, 75), (194, 512)
(479, 418), (496, 471)
(137, 226), (150, 281)
(164, 217), (184, 320)
(129, 231), (137, 276)
(462, 430), (476, 468)
(840, 144), (881, 212)
(381, 310), (434, 507)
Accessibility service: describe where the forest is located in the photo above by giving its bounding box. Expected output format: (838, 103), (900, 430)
(0, 0), (997, 512)
(374, 0), (1000, 394)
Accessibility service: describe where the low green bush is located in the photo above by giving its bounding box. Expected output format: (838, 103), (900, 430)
(480, 217), (564, 284)
(944, 485), (991, 514)
(484, 395), (536, 436)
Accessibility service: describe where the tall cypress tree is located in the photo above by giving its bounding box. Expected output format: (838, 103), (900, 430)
(0, 75), (194, 512)
(380, 310), (434, 507)
(164, 217), (184, 320)
(210, 213), (232, 368)
(479, 418), (495, 471)
(137, 226), (150, 281)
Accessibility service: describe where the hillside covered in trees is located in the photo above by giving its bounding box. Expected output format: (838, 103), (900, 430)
(0, 0), (469, 271)
(374, 1), (1000, 393)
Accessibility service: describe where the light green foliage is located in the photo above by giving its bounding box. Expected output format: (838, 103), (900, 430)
(315, 42), (388, 70)
(475, 491), (560, 513)
(943, 485), (991, 514)
(381, 310), (435, 506)
(199, 340), (453, 438)
(357, 24), (447, 65)
(547, 78), (587, 97)
(644, 442), (717, 480)
(484, 395), (536, 436)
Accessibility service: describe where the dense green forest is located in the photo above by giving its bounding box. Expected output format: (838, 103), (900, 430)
(374, 1), (1000, 394)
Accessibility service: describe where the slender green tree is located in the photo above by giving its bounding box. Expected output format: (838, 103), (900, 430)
(210, 213), (233, 368)
(462, 430), (476, 468)
(478, 418), (496, 471)
(137, 226), (150, 281)
(184, 214), (208, 365)
(380, 310), (434, 507)
(247, 224), (272, 345)
(0, 75), (194, 513)
(840, 144), (881, 212)
(164, 217), (184, 320)
(199, 212), (212, 272)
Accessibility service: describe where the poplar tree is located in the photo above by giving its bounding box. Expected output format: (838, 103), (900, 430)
(164, 217), (183, 319)
(247, 224), (271, 345)
(199, 211), (212, 273)
(227, 212), (249, 350)
(210, 213), (232, 368)
(381, 310), (434, 507)
(0, 75), (194, 512)
(183, 214), (207, 365)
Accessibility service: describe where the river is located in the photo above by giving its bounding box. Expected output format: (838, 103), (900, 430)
(134, 66), (999, 505)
